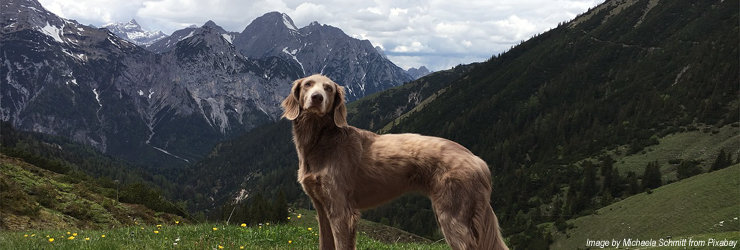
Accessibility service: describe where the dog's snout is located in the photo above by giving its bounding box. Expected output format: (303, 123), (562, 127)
(311, 93), (324, 103)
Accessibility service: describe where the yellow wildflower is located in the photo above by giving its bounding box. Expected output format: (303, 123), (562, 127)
(49, 238), (54, 242)
(213, 227), (218, 231)
(266, 223), (269, 226)
(307, 227), (312, 231)
(73, 233), (78, 236)
(31, 234), (35, 237)
(175, 220), (180, 225)
(24, 234), (28, 237)
(297, 214), (302, 219)
(240, 246), (245, 249)
(101, 235), (106, 238)
(218, 245), (224, 249)
(287, 217), (291, 220)
(154, 231), (159, 234)
(289, 240), (292, 244)
(157, 224), (162, 228)
(67, 231), (71, 235)
(68, 236), (75, 240)
(85, 237), (90, 241)
(240, 223), (246, 227)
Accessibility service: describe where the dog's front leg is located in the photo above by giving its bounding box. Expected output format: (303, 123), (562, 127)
(327, 199), (360, 250)
(313, 200), (336, 250)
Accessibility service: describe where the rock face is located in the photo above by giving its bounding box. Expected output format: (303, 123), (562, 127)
(1, 1), (411, 168)
(406, 66), (431, 80)
(1, 0), (296, 168)
(233, 12), (413, 101)
(102, 19), (167, 46)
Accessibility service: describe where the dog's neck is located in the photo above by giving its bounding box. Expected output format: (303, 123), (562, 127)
(291, 112), (338, 159)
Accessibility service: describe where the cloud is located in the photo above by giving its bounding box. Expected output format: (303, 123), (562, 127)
(37, 0), (601, 71)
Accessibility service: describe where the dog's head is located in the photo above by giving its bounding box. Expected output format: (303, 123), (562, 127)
(282, 74), (347, 127)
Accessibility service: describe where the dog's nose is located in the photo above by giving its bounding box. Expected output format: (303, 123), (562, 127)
(311, 93), (323, 103)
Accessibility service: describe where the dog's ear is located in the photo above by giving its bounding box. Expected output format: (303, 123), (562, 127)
(333, 83), (348, 127)
(282, 78), (303, 120)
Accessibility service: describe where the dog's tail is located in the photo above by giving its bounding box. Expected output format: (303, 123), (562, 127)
(473, 202), (509, 250)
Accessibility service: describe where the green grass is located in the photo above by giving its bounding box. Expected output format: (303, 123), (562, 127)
(0, 211), (449, 250)
(612, 124), (739, 180)
(1, 154), (183, 230)
(551, 164), (740, 250)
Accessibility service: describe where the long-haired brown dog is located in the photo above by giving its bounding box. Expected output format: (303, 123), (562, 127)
(282, 74), (508, 250)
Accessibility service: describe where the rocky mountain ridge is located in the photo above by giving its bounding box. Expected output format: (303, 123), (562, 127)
(1, 0), (409, 168)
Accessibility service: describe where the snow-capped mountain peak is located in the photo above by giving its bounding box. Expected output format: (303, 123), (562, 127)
(103, 19), (167, 46)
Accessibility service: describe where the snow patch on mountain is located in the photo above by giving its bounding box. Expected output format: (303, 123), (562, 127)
(40, 22), (64, 43)
(282, 13), (298, 31)
(283, 47), (305, 74)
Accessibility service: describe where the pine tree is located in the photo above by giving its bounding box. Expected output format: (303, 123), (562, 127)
(711, 149), (729, 171)
(641, 161), (662, 190)
(626, 171), (640, 195)
(274, 189), (289, 223)
(677, 160), (702, 180)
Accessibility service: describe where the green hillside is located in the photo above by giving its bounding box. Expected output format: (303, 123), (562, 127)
(551, 164), (740, 250)
(611, 123), (739, 180)
(0, 154), (184, 230)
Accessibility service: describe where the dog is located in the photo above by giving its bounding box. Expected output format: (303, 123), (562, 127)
(282, 74), (508, 250)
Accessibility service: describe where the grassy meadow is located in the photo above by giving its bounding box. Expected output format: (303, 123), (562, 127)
(0, 210), (449, 250)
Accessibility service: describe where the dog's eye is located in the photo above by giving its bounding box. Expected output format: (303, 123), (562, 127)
(304, 81), (313, 87)
(323, 84), (332, 92)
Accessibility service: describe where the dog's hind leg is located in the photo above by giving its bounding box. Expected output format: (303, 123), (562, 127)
(432, 178), (478, 250)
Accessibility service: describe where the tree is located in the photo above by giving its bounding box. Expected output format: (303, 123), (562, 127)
(274, 189), (289, 223)
(677, 160), (702, 180)
(641, 161), (662, 191)
(581, 161), (598, 198)
(711, 149), (732, 171)
(626, 171), (640, 195)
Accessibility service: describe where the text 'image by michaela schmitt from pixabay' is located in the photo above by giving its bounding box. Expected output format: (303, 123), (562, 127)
(586, 237), (738, 249)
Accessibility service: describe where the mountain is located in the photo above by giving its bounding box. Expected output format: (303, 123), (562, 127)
(233, 12), (413, 101)
(146, 20), (239, 53)
(0, 0), (299, 168)
(150, 12), (412, 102)
(185, 0), (739, 246)
(102, 19), (167, 46)
(406, 66), (431, 80)
(1, 1), (410, 169)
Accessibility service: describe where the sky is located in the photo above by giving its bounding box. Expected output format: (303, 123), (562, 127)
(38, 0), (602, 71)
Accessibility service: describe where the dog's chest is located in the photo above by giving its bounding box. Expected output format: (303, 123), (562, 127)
(298, 171), (330, 200)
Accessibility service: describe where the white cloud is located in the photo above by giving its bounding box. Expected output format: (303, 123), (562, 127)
(37, 0), (602, 71)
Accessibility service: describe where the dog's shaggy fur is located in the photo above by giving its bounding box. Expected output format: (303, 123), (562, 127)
(282, 74), (508, 250)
